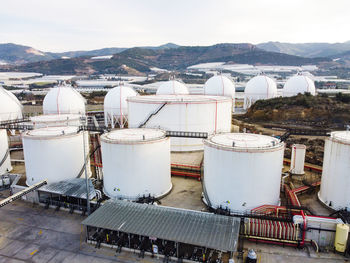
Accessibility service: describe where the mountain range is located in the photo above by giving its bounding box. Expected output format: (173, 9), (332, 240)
(257, 41), (350, 58)
(0, 41), (349, 75)
(0, 43), (180, 65)
(0, 43), (333, 75)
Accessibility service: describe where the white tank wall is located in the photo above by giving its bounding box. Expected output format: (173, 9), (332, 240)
(319, 134), (350, 210)
(290, 144), (306, 175)
(0, 129), (12, 175)
(204, 138), (284, 211)
(101, 135), (171, 200)
(128, 96), (232, 151)
(23, 129), (91, 186)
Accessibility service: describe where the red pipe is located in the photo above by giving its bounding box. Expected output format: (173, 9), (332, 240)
(248, 238), (298, 247)
(171, 163), (201, 169)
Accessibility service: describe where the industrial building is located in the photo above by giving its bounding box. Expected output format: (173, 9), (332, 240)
(0, 75), (350, 263)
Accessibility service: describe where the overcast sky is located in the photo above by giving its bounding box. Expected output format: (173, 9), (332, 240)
(1, 0), (349, 52)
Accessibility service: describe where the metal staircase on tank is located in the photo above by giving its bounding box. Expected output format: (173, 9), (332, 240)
(138, 103), (167, 128)
(0, 149), (9, 167)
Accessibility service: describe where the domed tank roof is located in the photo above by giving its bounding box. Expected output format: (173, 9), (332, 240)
(104, 85), (138, 117)
(156, 80), (189, 95)
(43, 85), (86, 115)
(0, 86), (23, 121)
(101, 128), (166, 144)
(245, 75), (277, 99)
(283, 74), (316, 97)
(203, 75), (235, 98)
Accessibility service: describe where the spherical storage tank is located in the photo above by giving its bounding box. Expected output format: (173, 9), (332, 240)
(0, 130), (11, 175)
(319, 131), (350, 210)
(31, 114), (82, 128)
(0, 86), (23, 121)
(282, 74), (316, 97)
(244, 75), (278, 109)
(203, 75), (235, 111)
(203, 133), (284, 211)
(156, 80), (189, 95)
(104, 85), (138, 128)
(0, 86), (22, 175)
(101, 128), (171, 200)
(43, 85), (86, 115)
(22, 126), (91, 186)
(128, 95), (232, 151)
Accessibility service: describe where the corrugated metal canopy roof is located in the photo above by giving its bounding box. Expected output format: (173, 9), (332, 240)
(39, 178), (96, 200)
(82, 200), (239, 252)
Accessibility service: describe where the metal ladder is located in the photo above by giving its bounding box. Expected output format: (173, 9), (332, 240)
(138, 103), (167, 128)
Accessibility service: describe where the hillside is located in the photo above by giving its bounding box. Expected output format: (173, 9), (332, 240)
(0, 43), (55, 64)
(1, 44), (331, 75)
(236, 93), (350, 166)
(238, 93), (350, 129)
(257, 41), (350, 58)
(0, 42), (180, 65)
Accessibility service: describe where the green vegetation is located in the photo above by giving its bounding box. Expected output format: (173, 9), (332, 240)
(240, 94), (350, 129)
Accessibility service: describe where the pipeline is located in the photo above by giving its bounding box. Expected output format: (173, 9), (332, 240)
(248, 238), (298, 247)
(171, 170), (201, 180)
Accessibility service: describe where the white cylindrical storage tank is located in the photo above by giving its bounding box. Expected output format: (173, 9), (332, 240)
(22, 126), (91, 186)
(289, 144), (306, 175)
(203, 133), (284, 211)
(31, 114), (82, 128)
(282, 74), (316, 97)
(127, 95), (232, 151)
(319, 131), (350, 210)
(244, 75), (278, 109)
(104, 85), (138, 128)
(101, 128), (172, 200)
(43, 85), (86, 115)
(0, 129), (11, 174)
(156, 80), (189, 95)
(203, 75), (235, 111)
(0, 86), (23, 121)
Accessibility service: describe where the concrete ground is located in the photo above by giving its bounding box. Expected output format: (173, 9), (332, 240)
(161, 176), (207, 211)
(0, 174), (348, 263)
(0, 195), (348, 263)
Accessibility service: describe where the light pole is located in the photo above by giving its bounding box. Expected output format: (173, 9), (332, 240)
(81, 116), (90, 215)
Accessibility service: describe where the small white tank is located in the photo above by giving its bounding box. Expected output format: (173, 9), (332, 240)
(22, 126), (91, 186)
(43, 85), (86, 115)
(0, 129), (11, 175)
(31, 114), (82, 128)
(203, 75), (235, 111)
(319, 131), (350, 210)
(0, 86), (23, 121)
(156, 80), (189, 95)
(244, 75), (278, 109)
(104, 85), (138, 128)
(203, 133), (284, 211)
(101, 128), (172, 200)
(283, 74), (316, 97)
(289, 144), (306, 175)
